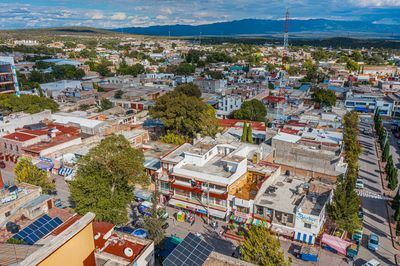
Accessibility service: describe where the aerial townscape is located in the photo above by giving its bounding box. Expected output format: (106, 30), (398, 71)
(0, 1), (400, 266)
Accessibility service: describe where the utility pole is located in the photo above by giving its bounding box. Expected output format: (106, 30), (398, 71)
(206, 182), (210, 225)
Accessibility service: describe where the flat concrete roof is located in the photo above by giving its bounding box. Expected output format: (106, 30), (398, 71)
(255, 175), (305, 214)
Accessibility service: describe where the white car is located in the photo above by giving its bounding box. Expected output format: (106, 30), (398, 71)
(356, 179), (364, 189)
(362, 259), (381, 266)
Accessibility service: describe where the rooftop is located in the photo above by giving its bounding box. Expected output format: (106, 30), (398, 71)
(255, 175), (305, 214)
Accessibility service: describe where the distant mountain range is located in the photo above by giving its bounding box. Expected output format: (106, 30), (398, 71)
(114, 19), (400, 38)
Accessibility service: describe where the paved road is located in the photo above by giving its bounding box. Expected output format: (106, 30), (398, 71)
(358, 121), (397, 265)
(52, 173), (71, 206)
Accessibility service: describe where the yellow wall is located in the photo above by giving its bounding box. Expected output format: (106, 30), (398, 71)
(38, 223), (95, 266)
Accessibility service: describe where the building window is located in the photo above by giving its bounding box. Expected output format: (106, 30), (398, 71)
(5, 211), (10, 217)
(4, 143), (6, 149)
(256, 206), (264, 215)
(304, 222), (312, 229)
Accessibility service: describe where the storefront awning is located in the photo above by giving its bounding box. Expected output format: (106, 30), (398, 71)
(321, 233), (352, 255)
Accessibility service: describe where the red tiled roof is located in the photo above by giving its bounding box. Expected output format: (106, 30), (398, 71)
(2, 132), (38, 142)
(280, 128), (299, 135)
(93, 222), (115, 250)
(218, 119), (266, 131)
(103, 234), (145, 263)
(286, 120), (307, 127)
(264, 96), (285, 104)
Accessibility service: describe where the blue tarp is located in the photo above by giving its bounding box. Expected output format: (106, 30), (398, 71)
(58, 167), (74, 176)
(355, 106), (369, 113)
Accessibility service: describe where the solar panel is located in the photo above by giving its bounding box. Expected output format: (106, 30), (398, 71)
(163, 233), (214, 266)
(11, 215), (63, 245)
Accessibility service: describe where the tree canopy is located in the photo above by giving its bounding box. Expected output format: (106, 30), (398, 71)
(70, 135), (147, 224)
(149, 88), (218, 139)
(14, 158), (54, 192)
(312, 89), (336, 108)
(0, 94), (59, 114)
(174, 83), (201, 98)
(328, 111), (361, 233)
(240, 226), (288, 266)
(233, 99), (266, 122)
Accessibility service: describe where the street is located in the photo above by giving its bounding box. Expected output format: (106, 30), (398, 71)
(357, 121), (397, 265)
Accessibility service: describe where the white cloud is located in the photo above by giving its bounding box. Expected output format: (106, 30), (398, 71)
(351, 0), (400, 7)
(156, 15), (168, 20)
(88, 11), (104, 20)
(111, 12), (127, 20)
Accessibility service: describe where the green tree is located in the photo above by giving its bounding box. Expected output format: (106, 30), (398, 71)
(174, 83), (201, 98)
(143, 191), (166, 246)
(395, 204), (400, 222)
(247, 124), (253, 144)
(149, 90), (218, 139)
(185, 49), (203, 64)
(100, 98), (113, 111)
(312, 89), (336, 108)
(160, 132), (189, 145)
(346, 59), (359, 72)
(233, 99), (266, 122)
(383, 141), (390, 162)
(14, 158), (54, 191)
(70, 135), (147, 224)
(0, 94), (59, 114)
(241, 122), (248, 142)
(114, 90), (124, 99)
(328, 179), (361, 233)
(240, 226), (288, 266)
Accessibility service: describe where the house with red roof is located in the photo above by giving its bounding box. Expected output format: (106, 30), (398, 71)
(0, 122), (82, 173)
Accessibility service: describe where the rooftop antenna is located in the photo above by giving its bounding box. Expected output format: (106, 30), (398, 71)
(282, 8), (289, 68)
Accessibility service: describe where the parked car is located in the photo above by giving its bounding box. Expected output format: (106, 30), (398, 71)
(367, 233), (379, 251)
(358, 207), (364, 221)
(356, 179), (364, 189)
(362, 259), (381, 266)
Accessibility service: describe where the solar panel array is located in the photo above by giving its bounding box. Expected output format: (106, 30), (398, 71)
(163, 233), (214, 266)
(12, 214), (63, 244)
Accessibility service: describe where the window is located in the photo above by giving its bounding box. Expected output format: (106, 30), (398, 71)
(16, 146), (18, 152)
(5, 211), (10, 217)
(4, 143), (6, 149)
(304, 222), (312, 229)
(9, 144), (12, 151)
(256, 206), (264, 215)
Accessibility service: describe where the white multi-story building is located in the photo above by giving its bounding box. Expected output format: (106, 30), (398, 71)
(344, 92), (393, 116)
(157, 136), (274, 220)
(216, 95), (243, 119)
(253, 175), (332, 244)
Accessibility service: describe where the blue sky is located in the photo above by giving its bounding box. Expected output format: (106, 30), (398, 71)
(1, 0), (399, 29)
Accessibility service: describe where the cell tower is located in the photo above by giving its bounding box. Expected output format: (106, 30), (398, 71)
(282, 8), (289, 66)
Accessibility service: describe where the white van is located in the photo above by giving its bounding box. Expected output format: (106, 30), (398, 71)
(362, 259), (380, 266)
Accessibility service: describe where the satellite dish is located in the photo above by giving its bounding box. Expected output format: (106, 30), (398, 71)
(124, 247), (133, 257)
(94, 232), (101, 240)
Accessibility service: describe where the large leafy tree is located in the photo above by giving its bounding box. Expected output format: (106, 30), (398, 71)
(328, 111), (361, 233)
(312, 89), (337, 108)
(70, 135), (147, 224)
(174, 83), (201, 98)
(240, 226), (288, 266)
(328, 179), (361, 232)
(233, 99), (266, 122)
(14, 158), (54, 191)
(0, 94), (58, 114)
(149, 89), (218, 139)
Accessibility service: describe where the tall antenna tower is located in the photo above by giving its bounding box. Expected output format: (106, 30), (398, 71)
(282, 8), (289, 67)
